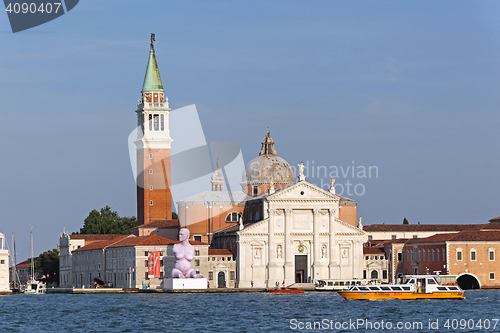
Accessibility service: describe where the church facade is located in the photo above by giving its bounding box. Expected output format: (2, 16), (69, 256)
(191, 134), (365, 288)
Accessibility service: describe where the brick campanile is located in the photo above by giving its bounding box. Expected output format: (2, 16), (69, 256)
(135, 34), (173, 225)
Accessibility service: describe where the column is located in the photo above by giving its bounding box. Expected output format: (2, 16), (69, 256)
(267, 208), (277, 288)
(284, 209), (294, 286)
(312, 209), (321, 282)
(328, 209), (338, 279)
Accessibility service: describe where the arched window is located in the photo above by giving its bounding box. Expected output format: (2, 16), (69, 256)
(225, 212), (242, 223)
(423, 249), (426, 261)
(371, 270), (378, 279)
(437, 248), (440, 261)
(432, 249), (435, 261)
(418, 249), (421, 262)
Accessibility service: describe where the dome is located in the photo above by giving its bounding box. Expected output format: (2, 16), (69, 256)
(241, 130), (294, 188)
(242, 154), (294, 185)
(211, 162), (224, 183)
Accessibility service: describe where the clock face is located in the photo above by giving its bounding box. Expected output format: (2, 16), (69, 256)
(144, 93), (152, 103)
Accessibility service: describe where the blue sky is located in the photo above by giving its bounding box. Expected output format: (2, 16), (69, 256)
(1, 0), (499, 261)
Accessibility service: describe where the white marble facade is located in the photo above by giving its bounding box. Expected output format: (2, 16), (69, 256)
(237, 181), (365, 288)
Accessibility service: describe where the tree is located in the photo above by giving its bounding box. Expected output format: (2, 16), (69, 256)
(76, 206), (137, 235)
(403, 217), (409, 225)
(172, 212), (178, 220)
(35, 249), (59, 285)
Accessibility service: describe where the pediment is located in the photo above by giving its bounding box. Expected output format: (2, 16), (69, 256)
(335, 218), (365, 235)
(267, 181), (339, 201)
(238, 219), (269, 235)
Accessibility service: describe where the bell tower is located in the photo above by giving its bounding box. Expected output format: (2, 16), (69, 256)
(135, 34), (173, 225)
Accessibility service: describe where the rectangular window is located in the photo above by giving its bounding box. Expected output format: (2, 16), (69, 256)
(413, 235), (418, 239)
(160, 272), (164, 278)
(195, 250), (200, 256)
(149, 114), (152, 131)
(209, 271), (213, 280)
(230, 271), (236, 280)
(490, 250), (495, 261)
(194, 236), (202, 242)
(490, 273), (495, 280)
(160, 114), (164, 131)
(397, 252), (402, 261)
(149, 153), (153, 159)
(368, 236), (373, 241)
(383, 270), (388, 279)
(365, 256), (369, 260)
(145, 251), (148, 257)
(471, 250), (476, 261)
(0, 260), (4, 264)
(253, 186), (258, 196)
(392, 235), (396, 240)
(363, 270), (366, 279)
(373, 256), (378, 260)
(195, 259), (200, 267)
(457, 251), (462, 260)
(145, 260), (148, 267)
(380, 256), (384, 260)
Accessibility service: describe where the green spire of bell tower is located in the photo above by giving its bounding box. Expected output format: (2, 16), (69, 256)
(142, 33), (164, 92)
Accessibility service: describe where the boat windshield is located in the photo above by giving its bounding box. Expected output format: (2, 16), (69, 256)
(405, 279), (415, 284)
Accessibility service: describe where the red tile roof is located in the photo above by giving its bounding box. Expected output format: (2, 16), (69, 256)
(70, 234), (125, 241)
(404, 233), (457, 244)
(73, 234), (209, 251)
(107, 235), (176, 248)
(363, 224), (484, 232)
(363, 247), (385, 255)
(209, 249), (233, 255)
(482, 223), (500, 230)
(16, 258), (35, 267)
(131, 220), (180, 230)
(449, 230), (500, 242)
(107, 235), (209, 248)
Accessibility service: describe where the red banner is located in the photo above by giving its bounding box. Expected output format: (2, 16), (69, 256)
(148, 251), (161, 278)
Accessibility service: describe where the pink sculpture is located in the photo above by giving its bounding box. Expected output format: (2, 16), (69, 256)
(171, 228), (204, 278)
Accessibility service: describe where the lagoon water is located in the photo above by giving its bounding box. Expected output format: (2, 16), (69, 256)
(0, 290), (499, 332)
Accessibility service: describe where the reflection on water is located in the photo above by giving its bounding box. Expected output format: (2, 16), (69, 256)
(0, 290), (498, 332)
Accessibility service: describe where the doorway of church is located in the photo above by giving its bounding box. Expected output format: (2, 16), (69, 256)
(217, 272), (226, 288)
(295, 255), (307, 283)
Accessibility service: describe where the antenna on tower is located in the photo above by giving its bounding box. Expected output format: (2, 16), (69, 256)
(150, 33), (155, 50)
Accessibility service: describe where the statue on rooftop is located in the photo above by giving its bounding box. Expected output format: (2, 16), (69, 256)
(171, 228), (204, 278)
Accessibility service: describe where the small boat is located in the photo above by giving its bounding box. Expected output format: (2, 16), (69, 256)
(22, 280), (46, 295)
(338, 275), (464, 300)
(269, 288), (304, 294)
(21, 227), (46, 295)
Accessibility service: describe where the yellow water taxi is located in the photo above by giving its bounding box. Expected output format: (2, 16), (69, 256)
(338, 275), (464, 300)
